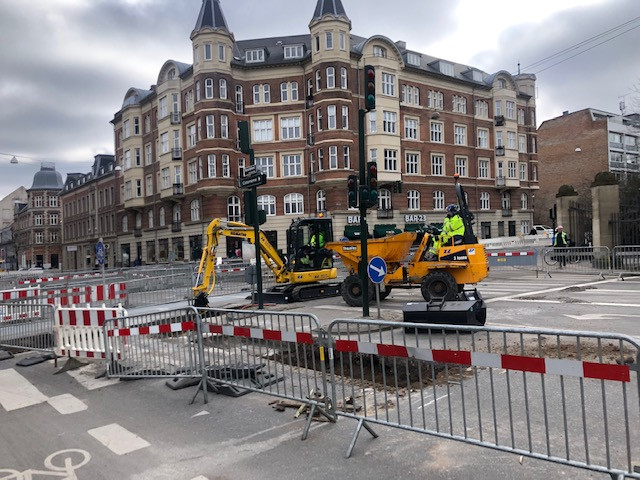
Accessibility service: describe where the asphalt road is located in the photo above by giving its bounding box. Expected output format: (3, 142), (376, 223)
(1, 269), (639, 480)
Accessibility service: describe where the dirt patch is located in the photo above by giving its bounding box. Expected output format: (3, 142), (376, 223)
(562, 285), (596, 292)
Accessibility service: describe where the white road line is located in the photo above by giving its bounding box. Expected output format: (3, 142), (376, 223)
(0, 368), (48, 412)
(190, 477), (209, 480)
(88, 423), (150, 455)
(47, 394), (88, 415)
(418, 394), (450, 410)
(485, 277), (619, 303)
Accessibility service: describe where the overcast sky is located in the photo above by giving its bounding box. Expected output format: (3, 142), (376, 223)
(1, 0), (639, 201)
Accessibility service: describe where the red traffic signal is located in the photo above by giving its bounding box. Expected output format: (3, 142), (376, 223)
(366, 161), (378, 208)
(347, 174), (358, 208)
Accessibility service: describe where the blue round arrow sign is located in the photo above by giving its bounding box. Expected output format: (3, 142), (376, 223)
(96, 241), (106, 265)
(367, 256), (387, 284)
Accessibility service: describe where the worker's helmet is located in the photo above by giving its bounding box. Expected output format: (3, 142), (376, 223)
(446, 204), (459, 214)
(556, 225), (563, 230)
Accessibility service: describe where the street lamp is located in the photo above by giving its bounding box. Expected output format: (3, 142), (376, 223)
(10, 156), (18, 164)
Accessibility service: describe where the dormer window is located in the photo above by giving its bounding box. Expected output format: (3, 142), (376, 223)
(167, 68), (176, 80)
(373, 46), (387, 58)
(284, 45), (304, 59)
(472, 70), (483, 82)
(407, 53), (421, 66)
(498, 78), (507, 89)
(246, 49), (265, 63)
(439, 62), (454, 76)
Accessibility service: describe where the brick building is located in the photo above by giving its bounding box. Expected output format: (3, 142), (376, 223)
(12, 163), (63, 269)
(60, 155), (119, 270)
(106, 0), (539, 266)
(537, 109), (640, 224)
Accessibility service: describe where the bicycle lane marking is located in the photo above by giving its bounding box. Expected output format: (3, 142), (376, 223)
(88, 423), (150, 455)
(0, 448), (91, 480)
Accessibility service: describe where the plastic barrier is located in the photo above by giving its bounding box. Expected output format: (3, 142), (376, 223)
(55, 305), (127, 360)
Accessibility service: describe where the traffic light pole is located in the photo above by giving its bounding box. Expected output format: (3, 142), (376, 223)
(249, 148), (264, 310)
(358, 108), (370, 317)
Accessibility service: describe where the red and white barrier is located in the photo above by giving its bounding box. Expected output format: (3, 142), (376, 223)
(46, 283), (127, 307)
(488, 251), (535, 257)
(334, 340), (631, 383)
(1, 287), (40, 301)
(18, 272), (108, 285)
(1, 310), (41, 323)
(55, 305), (128, 360)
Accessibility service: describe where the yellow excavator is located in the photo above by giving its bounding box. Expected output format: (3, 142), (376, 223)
(193, 217), (342, 307)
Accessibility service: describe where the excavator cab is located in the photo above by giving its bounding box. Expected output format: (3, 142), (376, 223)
(287, 218), (334, 272)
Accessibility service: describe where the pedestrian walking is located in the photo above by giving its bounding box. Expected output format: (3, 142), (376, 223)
(553, 225), (570, 267)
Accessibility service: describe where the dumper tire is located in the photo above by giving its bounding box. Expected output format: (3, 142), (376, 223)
(475, 308), (487, 325)
(379, 286), (392, 300)
(342, 274), (374, 307)
(421, 271), (457, 302)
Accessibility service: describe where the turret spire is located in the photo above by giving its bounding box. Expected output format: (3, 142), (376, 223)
(311, 0), (349, 24)
(194, 0), (229, 33)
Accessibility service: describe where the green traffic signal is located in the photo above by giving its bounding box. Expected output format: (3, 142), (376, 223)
(364, 65), (376, 112)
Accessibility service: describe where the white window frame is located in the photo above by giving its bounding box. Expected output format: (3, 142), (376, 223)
(454, 125), (467, 145)
(384, 149), (398, 171)
(283, 154), (302, 177)
(405, 152), (419, 174)
(431, 154), (444, 176)
(257, 195), (276, 216)
(408, 190), (420, 210)
(433, 191), (445, 210)
(480, 192), (490, 210)
(455, 156), (467, 177)
(381, 73), (395, 96)
(284, 193), (304, 215)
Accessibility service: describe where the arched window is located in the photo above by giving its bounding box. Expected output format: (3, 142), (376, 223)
(326, 67), (335, 89)
(219, 79), (227, 99)
(480, 192), (490, 210)
(284, 193), (304, 215)
(227, 196), (241, 221)
(502, 192), (511, 209)
(433, 191), (445, 210)
(316, 190), (326, 212)
(167, 68), (176, 80)
(379, 188), (392, 210)
(159, 207), (166, 227)
(373, 46), (387, 57)
(148, 210), (154, 229)
(257, 195), (276, 216)
(190, 199), (200, 221)
(173, 204), (181, 223)
(521, 193), (528, 210)
(205, 79), (214, 99)
(407, 190), (420, 210)
(122, 215), (128, 232)
(498, 78), (507, 89)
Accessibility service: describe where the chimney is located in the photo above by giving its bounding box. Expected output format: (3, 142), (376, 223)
(562, 110), (569, 116)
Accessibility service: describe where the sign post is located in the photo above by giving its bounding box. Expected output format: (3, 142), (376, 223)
(367, 256), (387, 319)
(96, 238), (106, 293)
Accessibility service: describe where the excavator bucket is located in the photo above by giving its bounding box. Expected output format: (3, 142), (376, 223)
(402, 288), (486, 331)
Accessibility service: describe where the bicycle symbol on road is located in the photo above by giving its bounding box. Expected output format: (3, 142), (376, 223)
(0, 449), (91, 480)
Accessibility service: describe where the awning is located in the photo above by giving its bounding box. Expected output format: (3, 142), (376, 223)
(373, 224), (401, 238)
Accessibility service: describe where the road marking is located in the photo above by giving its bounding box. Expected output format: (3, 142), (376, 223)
(47, 393), (88, 415)
(65, 363), (120, 390)
(0, 368), (48, 412)
(418, 394), (450, 410)
(485, 277), (619, 303)
(88, 423), (150, 455)
(191, 410), (209, 418)
(190, 477), (209, 480)
(564, 313), (640, 321)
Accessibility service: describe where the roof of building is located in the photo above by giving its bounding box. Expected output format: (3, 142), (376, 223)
(194, 0), (229, 33)
(312, 0), (348, 21)
(62, 155), (116, 193)
(30, 163), (64, 191)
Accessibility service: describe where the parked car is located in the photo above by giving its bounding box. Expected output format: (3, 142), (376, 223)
(532, 225), (554, 236)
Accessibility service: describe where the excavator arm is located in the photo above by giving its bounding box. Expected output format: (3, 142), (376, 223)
(192, 219), (289, 304)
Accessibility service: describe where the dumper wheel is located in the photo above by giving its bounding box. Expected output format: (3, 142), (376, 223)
(476, 308), (487, 326)
(380, 287), (392, 300)
(342, 274), (374, 307)
(421, 271), (457, 302)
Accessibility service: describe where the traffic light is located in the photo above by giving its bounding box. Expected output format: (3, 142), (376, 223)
(347, 175), (358, 208)
(238, 121), (251, 154)
(364, 65), (376, 112)
(365, 161), (378, 208)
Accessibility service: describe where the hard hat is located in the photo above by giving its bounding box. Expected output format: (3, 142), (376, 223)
(446, 204), (458, 213)
(557, 225), (563, 229)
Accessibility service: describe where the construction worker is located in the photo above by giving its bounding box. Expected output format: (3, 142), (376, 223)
(426, 204), (465, 261)
(300, 229), (325, 268)
(310, 231), (325, 248)
(553, 225), (570, 267)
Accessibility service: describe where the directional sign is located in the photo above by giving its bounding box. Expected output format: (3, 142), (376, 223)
(96, 241), (106, 266)
(244, 164), (257, 176)
(238, 173), (267, 189)
(367, 256), (387, 284)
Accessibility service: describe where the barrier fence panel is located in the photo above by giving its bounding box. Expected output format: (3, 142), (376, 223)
(612, 246), (640, 275)
(196, 307), (333, 433)
(124, 275), (191, 307)
(541, 246), (612, 275)
(0, 303), (55, 353)
(327, 319), (640, 479)
(487, 250), (538, 272)
(103, 307), (202, 383)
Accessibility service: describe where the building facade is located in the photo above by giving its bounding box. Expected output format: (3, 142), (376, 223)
(60, 155), (119, 270)
(107, 0), (539, 267)
(12, 163), (63, 269)
(537, 109), (640, 224)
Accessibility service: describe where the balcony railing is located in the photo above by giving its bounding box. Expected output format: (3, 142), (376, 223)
(377, 209), (394, 219)
(172, 183), (184, 196)
(235, 102), (244, 114)
(170, 112), (181, 124)
(171, 221), (182, 232)
(502, 208), (512, 217)
(307, 132), (315, 146)
(172, 147), (182, 160)
(305, 95), (314, 109)
(134, 227), (142, 237)
(495, 146), (505, 156)
(494, 115), (505, 126)
(496, 176), (506, 187)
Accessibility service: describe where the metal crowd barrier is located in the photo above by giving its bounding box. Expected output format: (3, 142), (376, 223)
(327, 318), (640, 479)
(612, 246), (640, 275)
(103, 307), (202, 382)
(124, 275), (191, 307)
(540, 246), (612, 275)
(0, 303), (56, 354)
(196, 307), (333, 435)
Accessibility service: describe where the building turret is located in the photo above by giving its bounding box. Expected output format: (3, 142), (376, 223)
(309, 0), (351, 63)
(191, 0), (234, 75)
